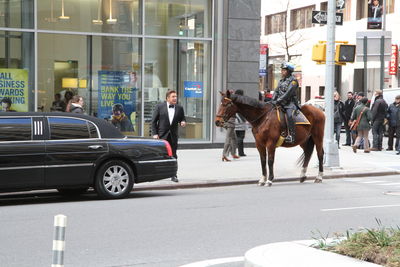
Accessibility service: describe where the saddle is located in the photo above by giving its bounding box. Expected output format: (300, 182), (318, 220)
(276, 107), (310, 147)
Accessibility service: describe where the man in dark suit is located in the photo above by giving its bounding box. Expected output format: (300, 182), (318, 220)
(342, 91), (355, 146)
(151, 90), (186, 182)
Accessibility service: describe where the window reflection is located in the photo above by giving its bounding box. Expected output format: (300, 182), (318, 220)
(145, 0), (210, 37)
(37, 0), (140, 34)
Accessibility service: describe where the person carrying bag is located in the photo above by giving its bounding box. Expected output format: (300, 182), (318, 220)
(349, 107), (367, 131)
(350, 97), (372, 153)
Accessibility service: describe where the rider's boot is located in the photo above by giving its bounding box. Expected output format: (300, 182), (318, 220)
(285, 117), (296, 144)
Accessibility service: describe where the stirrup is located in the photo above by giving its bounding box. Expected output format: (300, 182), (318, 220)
(285, 135), (295, 144)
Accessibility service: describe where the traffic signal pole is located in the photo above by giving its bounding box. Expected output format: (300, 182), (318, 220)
(324, 0), (340, 167)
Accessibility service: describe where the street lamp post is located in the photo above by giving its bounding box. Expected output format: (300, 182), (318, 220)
(324, 0), (340, 167)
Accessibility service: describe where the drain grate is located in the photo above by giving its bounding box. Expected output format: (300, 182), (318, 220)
(384, 191), (400, 196)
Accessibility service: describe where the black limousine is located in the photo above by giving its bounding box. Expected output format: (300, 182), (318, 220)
(0, 112), (177, 199)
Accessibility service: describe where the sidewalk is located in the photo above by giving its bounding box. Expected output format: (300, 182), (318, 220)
(135, 143), (400, 190)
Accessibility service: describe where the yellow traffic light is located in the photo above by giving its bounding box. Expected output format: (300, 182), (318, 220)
(312, 43), (326, 62)
(335, 44), (356, 63)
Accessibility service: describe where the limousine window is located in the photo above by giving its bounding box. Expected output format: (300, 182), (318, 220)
(48, 117), (96, 140)
(88, 121), (99, 138)
(0, 118), (31, 142)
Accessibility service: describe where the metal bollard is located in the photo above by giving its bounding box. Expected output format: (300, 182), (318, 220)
(52, 214), (67, 267)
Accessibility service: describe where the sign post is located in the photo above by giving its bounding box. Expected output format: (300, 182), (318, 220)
(324, 0), (340, 168)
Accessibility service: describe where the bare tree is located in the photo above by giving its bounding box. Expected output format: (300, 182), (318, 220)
(278, 0), (306, 61)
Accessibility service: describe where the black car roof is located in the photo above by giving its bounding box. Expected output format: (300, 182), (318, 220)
(0, 112), (124, 139)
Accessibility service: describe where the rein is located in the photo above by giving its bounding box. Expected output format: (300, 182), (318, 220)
(247, 104), (275, 124)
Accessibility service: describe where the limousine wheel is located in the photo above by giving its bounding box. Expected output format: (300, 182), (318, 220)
(95, 160), (134, 199)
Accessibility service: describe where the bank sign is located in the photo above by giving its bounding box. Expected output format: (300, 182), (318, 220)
(97, 70), (137, 119)
(0, 68), (29, 112)
(184, 81), (203, 98)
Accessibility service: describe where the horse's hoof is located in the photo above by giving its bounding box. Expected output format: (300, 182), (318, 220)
(314, 178), (322, 183)
(267, 180), (273, 187)
(300, 176), (306, 183)
(258, 182), (265, 186)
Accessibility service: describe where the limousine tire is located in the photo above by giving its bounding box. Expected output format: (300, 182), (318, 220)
(57, 188), (89, 196)
(95, 160), (134, 199)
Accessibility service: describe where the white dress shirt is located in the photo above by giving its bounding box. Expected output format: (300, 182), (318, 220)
(167, 102), (175, 124)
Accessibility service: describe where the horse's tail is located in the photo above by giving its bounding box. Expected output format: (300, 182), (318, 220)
(297, 136), (315, 167)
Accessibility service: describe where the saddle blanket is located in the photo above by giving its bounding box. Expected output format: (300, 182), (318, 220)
(276, 108), (310, 147)
(276, 109), (310, 125)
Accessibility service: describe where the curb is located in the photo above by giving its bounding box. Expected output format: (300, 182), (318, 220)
(244, 241), (382, 267)
(134, 170), (400, 191)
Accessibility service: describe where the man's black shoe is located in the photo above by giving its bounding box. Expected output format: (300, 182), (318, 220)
(171, 176), (179, 183)
(342, 144), (351, 146)
(397, 151), (400, 155)
(239, 154), (247, 157)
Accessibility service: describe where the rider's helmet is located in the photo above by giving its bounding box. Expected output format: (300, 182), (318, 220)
(280, 62), (295, 73)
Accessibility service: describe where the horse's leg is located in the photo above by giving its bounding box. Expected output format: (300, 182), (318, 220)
(299, 144), (308, 183)
(299, 137), (315, 183)
(266, 144), (276, 187)
(314, 136), (324, 183)
(256, 144), (267, 186)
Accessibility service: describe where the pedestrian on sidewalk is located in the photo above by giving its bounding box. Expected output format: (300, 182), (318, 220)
(370, 90), (388, 151)
(234, 89), (248, 157)
(0, 97), (16, 112)
(222, 115), (239, 162)
(350, 92), (364, 145)
(386, 95), (400, 153)
(151, 90), (186, 182)
(69, 95), (85, 114)
(351, 97), (372, 153)
(333, 91), (345, 148)
(343, 91), (355, 146)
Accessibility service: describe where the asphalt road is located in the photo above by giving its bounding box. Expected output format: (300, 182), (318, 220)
(1, 175), (400, 267)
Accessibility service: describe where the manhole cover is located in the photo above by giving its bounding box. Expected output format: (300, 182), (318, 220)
(384, 191), (400, 196)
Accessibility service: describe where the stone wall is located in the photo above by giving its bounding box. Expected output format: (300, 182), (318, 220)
(226, 0), (261, 98)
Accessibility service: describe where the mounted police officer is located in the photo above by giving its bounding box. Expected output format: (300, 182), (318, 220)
(271, 62), (299, 144)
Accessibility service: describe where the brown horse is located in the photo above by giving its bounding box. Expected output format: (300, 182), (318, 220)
(215, 91), (325, 186)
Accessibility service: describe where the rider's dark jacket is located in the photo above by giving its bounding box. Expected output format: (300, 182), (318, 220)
(272, 75), (299, 109)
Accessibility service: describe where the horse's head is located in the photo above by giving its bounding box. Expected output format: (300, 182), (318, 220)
(215, 90), (238, 127)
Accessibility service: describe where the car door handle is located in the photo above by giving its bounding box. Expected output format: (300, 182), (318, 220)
(88, 145), (103, 150)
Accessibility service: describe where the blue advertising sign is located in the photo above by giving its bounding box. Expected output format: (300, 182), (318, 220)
(184, 81), (203, 98)
(97, 70), (137, 121)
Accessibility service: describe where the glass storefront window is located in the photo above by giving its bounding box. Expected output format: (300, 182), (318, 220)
(144, 38), (210, 140)
(0, 0), (34, 29)
(37, 0), (141, 34)
(145, 0), (211, 37)
(91, 36), (142, 135)
(0, 31), (34, 111)
(38, 33), (141, 136)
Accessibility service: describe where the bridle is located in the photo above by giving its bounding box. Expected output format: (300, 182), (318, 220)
(217, 98), (276, 125)
(216, 97), (235, 123)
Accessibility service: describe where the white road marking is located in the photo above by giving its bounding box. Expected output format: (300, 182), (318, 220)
(343, 178), (366, 182)
(179, 257), (244, 267)
(321, 204), (400, 212)
(360, 181), (385, 184)
(378, 183), (400, 186)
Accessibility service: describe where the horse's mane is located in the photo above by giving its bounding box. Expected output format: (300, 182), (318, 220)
(231, 94), (267, 109)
